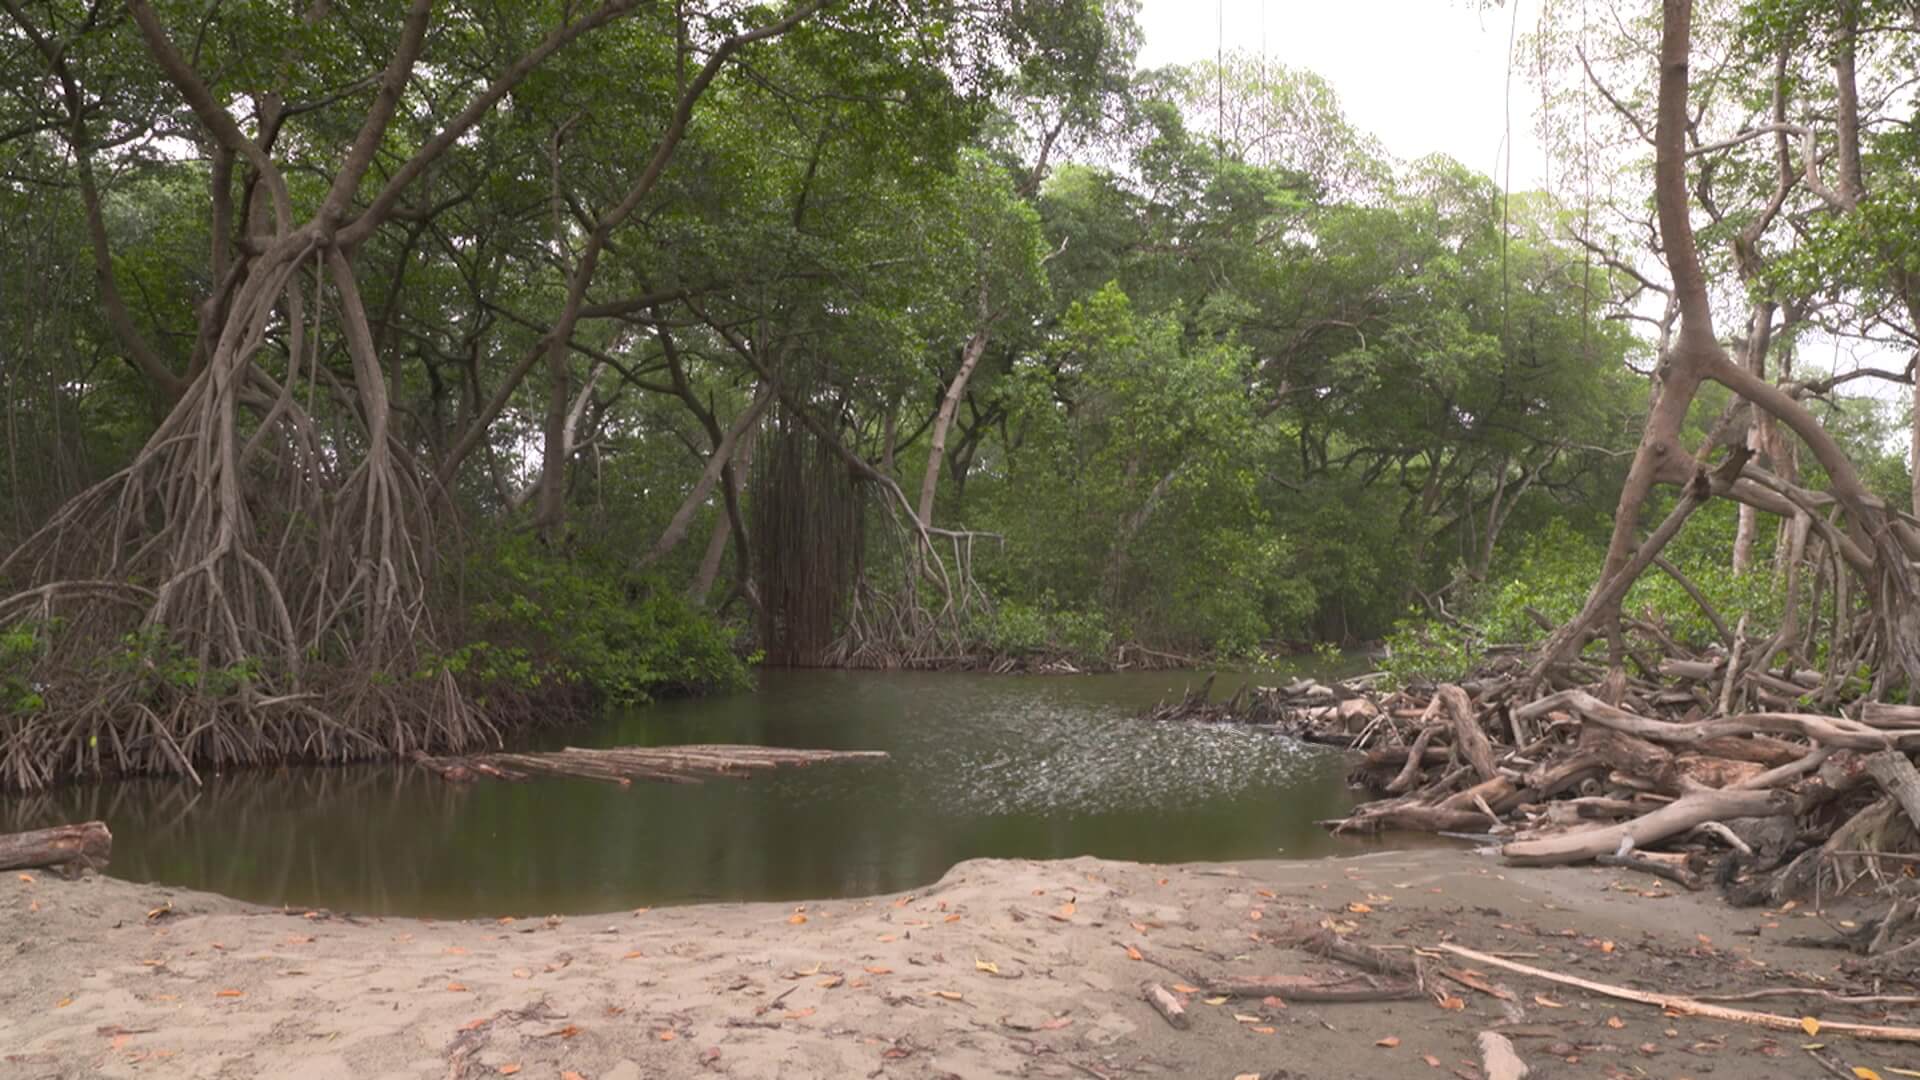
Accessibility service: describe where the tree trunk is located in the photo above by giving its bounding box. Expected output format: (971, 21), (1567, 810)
(643, 383), (771, 567)
(917, 327), (990, 527)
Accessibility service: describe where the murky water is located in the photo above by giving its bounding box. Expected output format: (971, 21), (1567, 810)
(3, 668), (1388, 917)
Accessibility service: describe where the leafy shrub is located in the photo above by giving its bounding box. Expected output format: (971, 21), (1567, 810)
(1385, 505), (1786, 685)
(450, 534), (751, 706)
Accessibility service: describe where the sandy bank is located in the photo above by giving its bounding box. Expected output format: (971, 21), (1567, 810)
(0, 848), (1903, 1078)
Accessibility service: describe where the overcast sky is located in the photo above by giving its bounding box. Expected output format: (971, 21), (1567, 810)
(1134, 0), (1549, 191)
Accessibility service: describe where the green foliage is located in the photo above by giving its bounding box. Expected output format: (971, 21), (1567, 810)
(0, 624), (48, 714)
(1384, 507), (1788, 685)
(969, 596), (1115, 666)
(453, 535), (751, 707)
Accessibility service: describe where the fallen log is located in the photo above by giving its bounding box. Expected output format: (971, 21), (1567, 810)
(1865, 750), (1920, 831)
(413, 745), (889, 786)
(0, 821), (111, 874)
(1596, 849), (1703, 890)
(1523, 691), (1920, 752)
(1438, 684), (1500, 782)
(1436, 943), (1920, 1043)
(1501, 788), (1791, 866)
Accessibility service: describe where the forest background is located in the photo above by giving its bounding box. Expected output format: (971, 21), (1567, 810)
(1, 0), (1914, 789)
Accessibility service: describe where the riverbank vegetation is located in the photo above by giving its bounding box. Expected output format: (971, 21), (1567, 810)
(3, 0), (1917, 788)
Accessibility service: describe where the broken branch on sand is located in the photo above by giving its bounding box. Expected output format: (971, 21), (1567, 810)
(1437, 944), (1920, 1043)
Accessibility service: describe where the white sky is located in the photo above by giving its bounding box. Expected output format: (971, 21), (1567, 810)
(1135, 0), (1549, 191)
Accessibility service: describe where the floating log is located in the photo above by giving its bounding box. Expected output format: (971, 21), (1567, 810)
(0, 821), (111, 874)
(413, 744), (888, 786)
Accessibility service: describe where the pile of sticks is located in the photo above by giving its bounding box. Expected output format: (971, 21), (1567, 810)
(412, 744), (888, 786)
(1152, 654), (1920, 957)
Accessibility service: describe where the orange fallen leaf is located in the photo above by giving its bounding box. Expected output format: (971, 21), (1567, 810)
(1601, 940), (1617, 953)
(943, 913), (961, 923)
(445, 946), (467, 955)
(54, 997), (72, 1008)
(1251, 1025), (1276, 1034)
(1056, 901), (1077, 919)
(819, 975), (844, 989)
(461, 1017), (487, 1031)
(657, 1030), (677, 1041)
(1260, 995), (1288, 1009)
(1248, 909), (1263, 920)
(1377, 1036), (1401, 1048)
(1257, 888), (1276, 899)
(1422, 1054), (1442, 1067)
(1533, 994), (1566, 1008)
(214, 989), (243, 998)
(1348, 902), (1373, 914)
(16, 873), (33, 883)
(1171, 983), (1201, 994)
(787, 913), (808, 925)
(784, 1007), (815, 1020)
(1436, 995), (1466, 1011)
(498, 1066), (520, 1076)
(877, 934), (896, 943)
(622, 951), (643, 960)
(1157, 877), (1169, 886)
(1607, 1016), (1626, 1029)
(563, 1073), (585, 1080)
(863, 966), (893, 975)
(1801, 1016), (1821, 1037)
(446, 983), (469, 993)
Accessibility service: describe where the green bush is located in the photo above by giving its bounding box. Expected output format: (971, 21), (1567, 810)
(1385, 505), (1786, 686)
(449, 534), (751, 706)
(0, 623), (47, 713)
(971, 596), (1114, 666)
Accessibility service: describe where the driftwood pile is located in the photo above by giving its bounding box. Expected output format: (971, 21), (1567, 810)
(411, 744), (888, 786)
(1152, 657), (1920, 964)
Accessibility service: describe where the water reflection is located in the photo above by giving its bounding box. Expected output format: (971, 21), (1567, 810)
(3, 668), (1381, 917)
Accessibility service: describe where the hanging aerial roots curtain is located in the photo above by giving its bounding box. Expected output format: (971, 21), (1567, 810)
(751, 412), (865, 667)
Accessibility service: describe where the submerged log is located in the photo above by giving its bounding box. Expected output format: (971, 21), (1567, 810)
(414, 744), (888, 786)
(0, 821), (111, 874)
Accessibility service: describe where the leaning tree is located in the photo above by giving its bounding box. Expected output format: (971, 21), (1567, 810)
(1532, 0), (1920, 701)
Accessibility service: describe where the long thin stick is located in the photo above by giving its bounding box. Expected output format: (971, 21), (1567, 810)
(1435, 944), (1920, 1043)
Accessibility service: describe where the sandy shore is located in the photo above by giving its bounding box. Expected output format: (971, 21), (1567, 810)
(1, 848), (1905, 1079)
